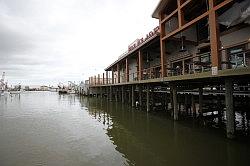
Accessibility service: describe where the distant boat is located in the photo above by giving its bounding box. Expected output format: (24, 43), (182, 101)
(10, 90), (22, 94)
(58, 89), (68, 94)
(67, 89), (76, 94)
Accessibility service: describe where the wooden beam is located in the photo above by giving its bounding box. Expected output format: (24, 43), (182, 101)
(160, 16), (166, 77)
(209, 0), (221, 69)
(180, 0), (191, 9)
(162, 11), (209, 41)
(214, 0), (233, 11)
(160, 9), (178, 24)
(177, 0), (185, 28)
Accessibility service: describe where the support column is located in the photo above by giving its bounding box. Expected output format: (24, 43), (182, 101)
(138, 50), (143, 80)
(103, 73), (105, 85)
(115, 87), (118, 102)
(172, 84), (178, 120)
(131, 85), (135, 107)
(106, 71), (109, 84)
(126, 58), (129, 82)
(121, 86), (125, 103)
(160, 14), (166, 77)
(100, 87), (103, 98)
(146, 84), (150, 112)
(209, 0), (221, 70)
(199, 87), (203, 116)
(184, 93), (188, 115)
(112, 68), (114, 84)
(225, 78), (235, 139)
(138, 85), (142, 106)
(117, 64), (120, 83)
(109, 86), (112, 102)
(192, 94), (196, 118)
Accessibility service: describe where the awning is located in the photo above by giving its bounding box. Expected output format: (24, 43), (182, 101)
(218, 0), (250, 27)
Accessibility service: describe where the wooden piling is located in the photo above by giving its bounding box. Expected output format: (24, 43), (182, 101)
(172, 84), (178, 120)
(146, 84), (150, 112)
(192, 94), (196, 118)
(121, 86), (125, 103)
(131, 85), (135, 107)
(225, 78), (235, 139)
(199, 87), (203, 116)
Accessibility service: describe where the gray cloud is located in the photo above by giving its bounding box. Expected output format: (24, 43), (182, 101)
(0, 0), (158, 85)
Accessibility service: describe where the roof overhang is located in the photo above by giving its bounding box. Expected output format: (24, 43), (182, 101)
(152, 0), (170, 19)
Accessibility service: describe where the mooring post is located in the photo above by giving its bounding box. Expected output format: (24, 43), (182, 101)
(146, 84), (150, 112)
(199, 87), (203, 116)
(172, 84), (178, 120)
(225, 78), (235, 139)
(131, 85), (135, 107)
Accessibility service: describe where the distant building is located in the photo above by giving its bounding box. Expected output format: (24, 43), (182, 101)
(40, 86), (49, 91)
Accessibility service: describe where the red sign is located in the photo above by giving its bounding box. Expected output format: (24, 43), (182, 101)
(128, 26), (159, 52)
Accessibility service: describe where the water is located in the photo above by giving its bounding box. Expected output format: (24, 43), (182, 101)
(0, 92), (249, 166)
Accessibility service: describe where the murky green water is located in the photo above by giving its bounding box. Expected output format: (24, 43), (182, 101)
(0, 92), (249, 166)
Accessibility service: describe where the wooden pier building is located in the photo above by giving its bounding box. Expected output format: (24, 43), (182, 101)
(86, 0), (250, 139)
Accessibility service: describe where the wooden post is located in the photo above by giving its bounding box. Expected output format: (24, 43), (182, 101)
(225, 78), (235, 139)
(112, 68), (114, 84)
(121, 86), (125, 103)
(209, 0), (221, 70)
(94, 76), (96, 85)
(172, 84), (178, 120)
(177, 0), (185, 28)
(192, 94), (196, 118)
(184, 93), (188, 115)
(106, 71), (109, 84)
(138, 85), (142, 106)
(126, 58), (129, 82)
(115, 87), (118, 102)
(199, 87), (203, 116)
(160, 13), (166, 77)
(117, 64), (120, 83)
(138, 50), (143, 80)
(146, 84), (150, 112)
(103, 73), (105, 85)
(131, 85), (135, 107)
(109, 86), (112, 102)
(98, 74), (100, 85)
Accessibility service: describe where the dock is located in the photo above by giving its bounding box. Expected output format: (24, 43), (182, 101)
(80, 0), (250, 139)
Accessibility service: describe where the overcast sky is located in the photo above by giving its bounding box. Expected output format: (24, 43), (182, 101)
(0, 0), (158, 86)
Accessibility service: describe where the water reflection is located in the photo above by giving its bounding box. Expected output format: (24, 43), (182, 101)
(1, 93), (249, 166)
(80, 96), (250, 166)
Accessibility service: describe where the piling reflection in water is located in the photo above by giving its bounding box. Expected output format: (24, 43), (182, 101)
(0, 92), (249, 166)
(79, 96), (250, 166)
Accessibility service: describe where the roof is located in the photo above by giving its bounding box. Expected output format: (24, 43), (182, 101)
(152, 0), (170, 19)
(104, 33), (160, 71)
